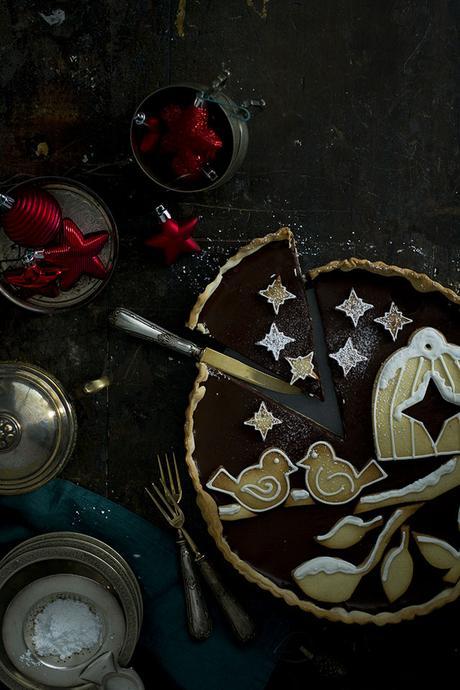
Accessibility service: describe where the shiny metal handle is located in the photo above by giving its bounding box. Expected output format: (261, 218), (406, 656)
(195, 555), (255, 642)
(110, 308), (202, 358)
(81, 651), (144, 689)
(177, 535), (212, 640)
(0, 193), (14, 210)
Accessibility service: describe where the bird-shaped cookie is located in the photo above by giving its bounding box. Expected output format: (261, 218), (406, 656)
(297, 442), (387, 505)
(206, 448), (297, 513)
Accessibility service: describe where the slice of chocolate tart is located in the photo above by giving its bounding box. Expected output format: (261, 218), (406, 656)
(187, 228), (321, 397)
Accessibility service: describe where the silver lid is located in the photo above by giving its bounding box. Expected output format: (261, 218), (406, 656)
(0, 362), (77, 494)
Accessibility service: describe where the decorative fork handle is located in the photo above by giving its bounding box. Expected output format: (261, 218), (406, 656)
(110, 307), (202, 358)
(195, 554), (255, 642)
(176, 533), (212, 640)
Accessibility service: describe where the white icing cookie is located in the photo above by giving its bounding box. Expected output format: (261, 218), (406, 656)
(206, 448), (297, 513)
(256, 322), (295, 361)
(244, 401), (281, 440)
(373, 327), (460, 460)
(297, 441), (387, 505)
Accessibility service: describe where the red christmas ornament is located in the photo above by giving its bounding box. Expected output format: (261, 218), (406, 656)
(145, 205), (201, 265)
(139, 116), (161, 154)
(0, 186), (62, 247)
(160, 103), (223, 179)
(38, 218), (109, 290)
(3, 263), (63, 297)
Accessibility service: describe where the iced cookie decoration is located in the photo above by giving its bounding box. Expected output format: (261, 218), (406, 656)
(285, 353), (318, 384)
(293, 505), (420, 603)
(186, 241), (460, 624)
(206, 448), (297, 513)
(413, 533), (460, 583)
(244, 401), (282, 440)
(259, 275), (296, 314)
(380, 527), (413, 603)
(329, 337), (367, 376)
(297, 442), (387, 505)
(315, 514), (384, 549)
(256, 322), (295, 361)
(374, 302), (413, 341)
(335, 288), (373, 327)
(373, 327), (460, 460)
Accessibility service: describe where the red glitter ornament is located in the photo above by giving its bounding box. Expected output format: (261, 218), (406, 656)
(38, 218), (109, 290)
(139, 116), (161, 154)
(145, 205), (201, 264)
(3, 263), (63, 297)
(0, 186), (62, 247)
(160, 103), (223, 179)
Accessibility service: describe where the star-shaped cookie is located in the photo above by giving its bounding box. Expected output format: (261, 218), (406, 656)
(335, 288), (373, 327)
(329, 338), (367, 376)
(256, 322), (295, 361)
(259, 275), (296, 315)
(374, 302), (413, 341)
(285, 353), (318, 384)
(244, 401), (282, 440)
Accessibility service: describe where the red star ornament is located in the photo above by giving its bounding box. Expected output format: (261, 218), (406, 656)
(40, 218), (109, 290)
(3, 263), (63, 297)
(145, 211), (201, 265)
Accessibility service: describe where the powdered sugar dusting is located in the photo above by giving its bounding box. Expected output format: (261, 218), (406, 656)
(32, 598), (102, 660)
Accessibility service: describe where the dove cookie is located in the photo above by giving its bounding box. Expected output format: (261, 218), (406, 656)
(185, 233), (460, 624)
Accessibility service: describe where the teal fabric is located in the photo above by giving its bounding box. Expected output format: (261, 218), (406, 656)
(0, 479), (290, 690)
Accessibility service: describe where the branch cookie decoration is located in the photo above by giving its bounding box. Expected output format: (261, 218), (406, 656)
(291, 456), (460, 604)
(292, 504), (420, 603)
(373, 327), (460, 461)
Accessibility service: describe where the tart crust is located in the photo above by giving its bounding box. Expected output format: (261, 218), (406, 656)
(187, 227), (294, 333)
(184, 247), (460, 625)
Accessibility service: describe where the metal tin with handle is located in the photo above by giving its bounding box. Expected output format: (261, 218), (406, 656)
(130, 71), (265, 193)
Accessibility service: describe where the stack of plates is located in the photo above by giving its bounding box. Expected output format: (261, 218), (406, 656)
(0, 532), (143, 689)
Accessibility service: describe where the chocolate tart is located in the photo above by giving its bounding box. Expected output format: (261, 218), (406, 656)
(185, 232), (460, 624)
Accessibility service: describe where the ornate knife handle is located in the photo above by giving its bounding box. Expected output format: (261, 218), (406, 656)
(177, 535), (212, 640)
(110, 307), (202, 358)
(195, 554), (256, 642)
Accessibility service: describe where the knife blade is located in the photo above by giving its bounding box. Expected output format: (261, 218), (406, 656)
(109, 308), (301, 395)
(200, 347), (301, 395)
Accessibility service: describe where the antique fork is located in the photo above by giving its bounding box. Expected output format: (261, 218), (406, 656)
(146, 454), (211, 641)
(146, 454), (255, 642)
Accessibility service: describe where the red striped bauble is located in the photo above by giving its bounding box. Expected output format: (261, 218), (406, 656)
(1, 186), (62, 247)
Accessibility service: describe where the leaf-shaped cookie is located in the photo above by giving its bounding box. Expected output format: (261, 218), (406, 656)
(414, 533), (460, 583)
(315, 514), (383, 549)
(381, 527), (413, 603)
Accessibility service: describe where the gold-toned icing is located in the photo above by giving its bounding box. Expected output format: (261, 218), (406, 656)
(285, 353), (318, 384)
(373, 328), (460, 461)
(297, 442), (387, 505)
(206, 447), (297, 513)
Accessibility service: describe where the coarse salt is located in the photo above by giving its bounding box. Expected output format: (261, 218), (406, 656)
(32, 598), (102, 660)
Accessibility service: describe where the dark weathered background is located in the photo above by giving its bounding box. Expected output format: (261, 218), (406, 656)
(1, 1), (459, 688)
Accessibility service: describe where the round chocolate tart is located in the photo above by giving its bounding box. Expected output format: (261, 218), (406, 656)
(185, 229), (460, 624)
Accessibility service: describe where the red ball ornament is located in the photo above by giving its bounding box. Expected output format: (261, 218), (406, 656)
(145, 205), (201, 265)
(0, 186), (62, 247)
(38, 218), (109, 290)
